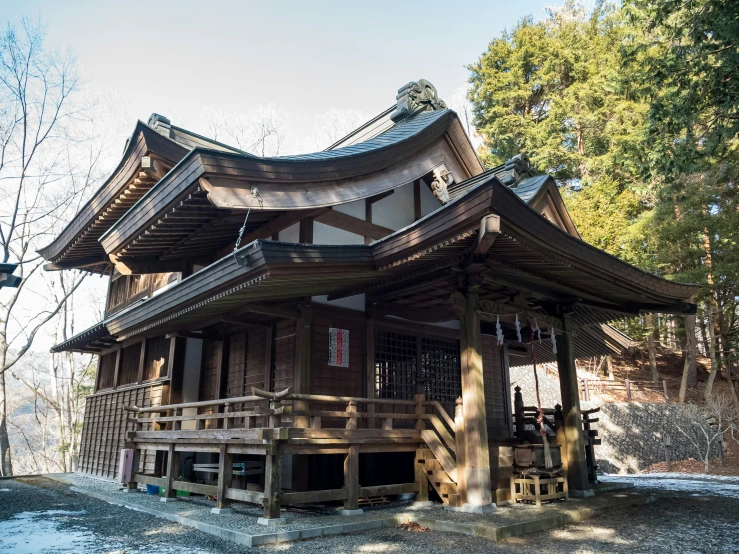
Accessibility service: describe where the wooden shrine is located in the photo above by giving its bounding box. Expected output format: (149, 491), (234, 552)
(40, 79), (698, 522)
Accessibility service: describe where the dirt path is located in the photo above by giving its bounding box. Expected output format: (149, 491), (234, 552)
(1, 476), (738, 553)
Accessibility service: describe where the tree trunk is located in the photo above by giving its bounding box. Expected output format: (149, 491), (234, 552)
(705, 301), (720, 400)
(686, 314), (697, 388)
(646, 314), (659, 382)
(0, 345), (13, 476)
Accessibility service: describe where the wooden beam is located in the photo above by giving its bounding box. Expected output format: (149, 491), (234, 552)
(314, 209), (394, 240)
(238, 208), (330, 246)
(473, 214), (500, 255)
(373, 301), (456, 323)
(299, 217), (314, 244)
(244, 303), (301, 320)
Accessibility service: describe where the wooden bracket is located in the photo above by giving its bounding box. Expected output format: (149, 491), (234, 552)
(473, 214), (500, 255)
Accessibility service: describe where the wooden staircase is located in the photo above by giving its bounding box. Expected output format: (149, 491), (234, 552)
(416, 446), (462, 508)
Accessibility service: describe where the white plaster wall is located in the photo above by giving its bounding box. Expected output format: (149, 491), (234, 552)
(420, 179), (441, 216)
(371, 181), (416, 231)
(313, 221), (365, 245)
(278, 222), (300, 243)
(333, 199), (365, 219)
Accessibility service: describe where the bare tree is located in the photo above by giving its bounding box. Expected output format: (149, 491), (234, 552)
(676, 393), (737, 473)
(310, 108), (367, 150)
(0, 19), (106, 475)
(201, 103), (292, 156)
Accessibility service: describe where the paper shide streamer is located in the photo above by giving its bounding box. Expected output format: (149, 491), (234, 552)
(515, 313), (522, 342)
(496, 315), (504, 345)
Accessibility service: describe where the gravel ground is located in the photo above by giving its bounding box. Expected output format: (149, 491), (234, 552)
(2, 476), (739, 553)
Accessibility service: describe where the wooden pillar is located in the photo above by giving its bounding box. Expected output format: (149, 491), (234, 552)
(260, 445), (284, 524)
(112, 345), (122, 389)
(555, 320), (592, 495)
(161, 443), (179, 500)
(365, 313), (376, 429)
(454, 290), (494, 511)
(454, 397), (467, 502)
(342, 445), (362, 514)
(554, 403), (568, 471)
(213, 444), (234, 513)
(293, 303), (312, 428)
(513, 386), (525, 439)
(125, 442), (140, 491)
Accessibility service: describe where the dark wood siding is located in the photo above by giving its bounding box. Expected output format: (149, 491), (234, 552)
(272, 320), (295, 392)
(311, 313), (364, 397)
(118, 343), (142, 387)
(143, 336), (169, 381)
(483, 336), (510, 437)
(199, 340), (220, 402)
(78, 383), (165, 479)
(226, 326), (268, 397)
(97, 351), (117, 390)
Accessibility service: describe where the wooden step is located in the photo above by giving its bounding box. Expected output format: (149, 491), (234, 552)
(421, 430), (457, 483)
(426, 470), (454, 484)
(445, 493), (463, 508)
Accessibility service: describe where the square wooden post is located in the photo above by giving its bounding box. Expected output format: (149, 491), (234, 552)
(160, 443), (179, 501)
(414, 449), (430, 504)
(293, 302), (312, 427)
(124, 442), (140, 491)
(341, 445), (362, 515)
(212, 444), (234, 513)
(259, 444), (284, 525)
(555, 320), (593, 496)
(453, 290), (495, 513)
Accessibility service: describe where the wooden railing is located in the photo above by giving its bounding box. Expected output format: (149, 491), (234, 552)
(124, 388), (456, 436)
(123, 387), (460, 518)
(581, 378), (670, 403)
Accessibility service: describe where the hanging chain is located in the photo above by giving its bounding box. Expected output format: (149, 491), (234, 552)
(233, 187), (263, 252)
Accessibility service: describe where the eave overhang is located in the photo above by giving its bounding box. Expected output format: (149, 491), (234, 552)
(53, 174), (698, 352)
(37, 122), (189, 272)
(99, 109), (483, 264)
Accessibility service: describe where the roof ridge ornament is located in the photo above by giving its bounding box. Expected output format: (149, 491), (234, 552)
(501, 153), (535, 185)
(391, 79), (447, 123)
(148, 113), (172, 138)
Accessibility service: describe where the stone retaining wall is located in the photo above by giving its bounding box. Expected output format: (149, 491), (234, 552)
(509, 365), (719, 474)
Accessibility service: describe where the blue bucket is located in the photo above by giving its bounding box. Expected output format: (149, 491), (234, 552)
(146, 484), (160, 495)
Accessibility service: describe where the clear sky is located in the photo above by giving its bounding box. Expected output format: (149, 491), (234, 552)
(5, 0), (554, 138)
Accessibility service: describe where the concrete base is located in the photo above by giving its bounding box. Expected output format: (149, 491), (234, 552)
(211, 507), (235, 514)
(569, 489), (595, 498)
(444, 503), (497, 514)
(257, 517), (286, 527)
(120, 487), (139, 493)
(339, 508), (364, 516)
(160, 497), (178, 503)
(412, 501), (435, 508)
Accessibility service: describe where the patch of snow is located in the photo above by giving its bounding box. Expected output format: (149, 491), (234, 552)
(601, 474), (739, 499)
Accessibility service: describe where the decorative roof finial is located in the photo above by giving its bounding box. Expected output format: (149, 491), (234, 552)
(391, 79), (447, 123)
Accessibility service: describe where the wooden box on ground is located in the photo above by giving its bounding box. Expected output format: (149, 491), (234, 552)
(510, 472), (568, 507)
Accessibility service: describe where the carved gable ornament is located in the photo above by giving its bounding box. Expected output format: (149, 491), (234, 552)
(431, 164), (454, 204)
(391, 79), (447, 122)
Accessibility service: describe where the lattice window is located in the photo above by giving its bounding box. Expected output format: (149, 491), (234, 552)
(421, 337), (461, 405)
(374, 330), (417, 400)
